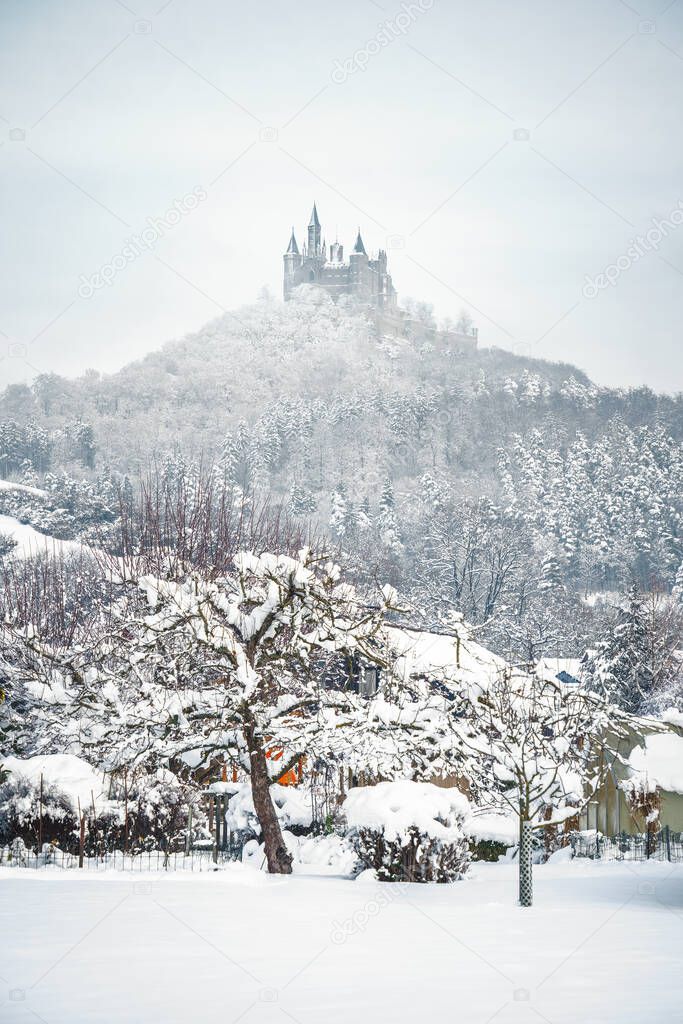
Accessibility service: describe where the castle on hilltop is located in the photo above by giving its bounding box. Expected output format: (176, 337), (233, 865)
(282, 202), (478, 353)
(283, 204), (397, 309)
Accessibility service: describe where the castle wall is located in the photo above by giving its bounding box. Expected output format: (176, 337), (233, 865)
(373, 308), (478, 351)
(284, 247), (396, 307)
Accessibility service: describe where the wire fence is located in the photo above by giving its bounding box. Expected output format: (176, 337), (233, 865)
(570, 827), (683, 863)
(0, 844), (244, 872)
(8, 829), (683, 871)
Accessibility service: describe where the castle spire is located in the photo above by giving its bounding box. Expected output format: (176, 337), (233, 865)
(307, 202), (322, 256)
(353, 228), (367, 255)
(285, 227), (299, 255)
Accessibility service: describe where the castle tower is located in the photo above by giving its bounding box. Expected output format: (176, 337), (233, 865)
(307, 203), (321, 257)
(349, 227), (369, 298)
(283, 228), (302, 300)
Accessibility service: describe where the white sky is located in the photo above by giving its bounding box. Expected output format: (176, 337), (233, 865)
(1, 0), (683, 391)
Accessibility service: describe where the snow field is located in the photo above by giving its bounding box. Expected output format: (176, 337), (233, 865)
(2, 860), (681, 1023)
(0, 514), (85, 559)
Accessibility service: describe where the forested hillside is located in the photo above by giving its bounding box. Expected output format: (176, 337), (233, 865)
(2, 286), (683, 691)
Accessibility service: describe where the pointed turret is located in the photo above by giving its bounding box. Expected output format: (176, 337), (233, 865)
(283, 224), (303, 300)
(285, 228), (299, 255)
(307, 202), (322, 256)
(353, 228), (367, 256)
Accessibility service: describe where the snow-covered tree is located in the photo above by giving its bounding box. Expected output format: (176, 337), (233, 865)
(463, 670), (620, 905)
(4, 548), (410, 874)
(583, 585), (681, 713)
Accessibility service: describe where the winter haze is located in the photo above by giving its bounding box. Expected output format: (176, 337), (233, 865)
(2, 0), (683, 390)
(4, 5), (683, 1023)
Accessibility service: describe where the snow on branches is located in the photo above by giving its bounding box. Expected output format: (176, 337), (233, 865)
(1, 541), (630, 881)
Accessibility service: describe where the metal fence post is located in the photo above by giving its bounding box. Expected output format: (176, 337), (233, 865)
(185, 805), (193, 857)
(213, 798), (220, 864)
(665, 824), (671, 863)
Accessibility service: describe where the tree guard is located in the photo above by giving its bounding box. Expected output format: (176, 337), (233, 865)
(519, 820), (533, 907)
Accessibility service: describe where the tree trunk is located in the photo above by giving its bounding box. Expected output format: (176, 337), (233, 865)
(243, 720), (293, 874)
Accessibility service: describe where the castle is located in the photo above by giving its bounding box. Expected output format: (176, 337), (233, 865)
(283, 204), (397, 308)
(282, 203), (478, 353)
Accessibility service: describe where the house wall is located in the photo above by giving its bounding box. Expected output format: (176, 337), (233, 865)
(581, 723), (683, 835)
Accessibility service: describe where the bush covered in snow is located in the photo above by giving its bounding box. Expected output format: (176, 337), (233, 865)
(221, 781), (313, 843)
(0, 773), (78, 850)
(0, 756), (203, 853)
(342, 781), (470, 883)
(241, 830), (358, 876)
(468, 811), (519, 862)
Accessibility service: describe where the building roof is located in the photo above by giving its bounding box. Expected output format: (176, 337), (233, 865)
(535, 658), (582, 686)
(352, 229), (367, 255)
(286, 229), (299, 255)
(308, 203), (320, 228)
(627, 731), (683, 795)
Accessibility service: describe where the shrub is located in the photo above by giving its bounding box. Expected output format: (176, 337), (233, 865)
(223, 781), (313, 840)
(342, 780), (470, 883)
(0, 759), (204, 854)
(469, 838), (509, 862)
(0, 774), (78, 850)
(350, 824), (469, 882)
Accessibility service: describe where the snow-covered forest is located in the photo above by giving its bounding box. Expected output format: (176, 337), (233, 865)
(3, 287), (683, 715)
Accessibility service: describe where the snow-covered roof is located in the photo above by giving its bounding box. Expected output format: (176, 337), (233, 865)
(386, 624), (506, 695)
(535, 658), (582, 685)
(627, 733), (683, 796)
(662, 708), (683, 729)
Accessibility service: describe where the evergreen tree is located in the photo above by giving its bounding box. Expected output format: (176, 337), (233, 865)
(288, 483), (316, 517)
(539, 552), (565, 594)
(329, 485), (352, 539)
(584, 585), (654, 712)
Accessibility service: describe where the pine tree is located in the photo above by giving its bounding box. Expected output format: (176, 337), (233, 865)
(378, 478), (395, 519)
(584, 585), (653, 712)
(673, 561), (683, 604)
(329, 485), (352, 539)
(288, 483), (316, 517)
(539, 553), (565, 594)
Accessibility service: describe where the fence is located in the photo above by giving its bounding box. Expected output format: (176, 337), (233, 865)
(570, 827), (683, 863)
(0, 845), (244, 872)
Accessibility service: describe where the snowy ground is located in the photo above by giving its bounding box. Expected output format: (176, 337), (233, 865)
(2, 860), (681, 1023)
(0, 514), (84, 559)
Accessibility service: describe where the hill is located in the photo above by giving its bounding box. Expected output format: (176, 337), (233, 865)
(2, 286), (683, 665)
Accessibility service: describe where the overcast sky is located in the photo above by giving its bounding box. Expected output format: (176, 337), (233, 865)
(1, 0), (683, 392)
